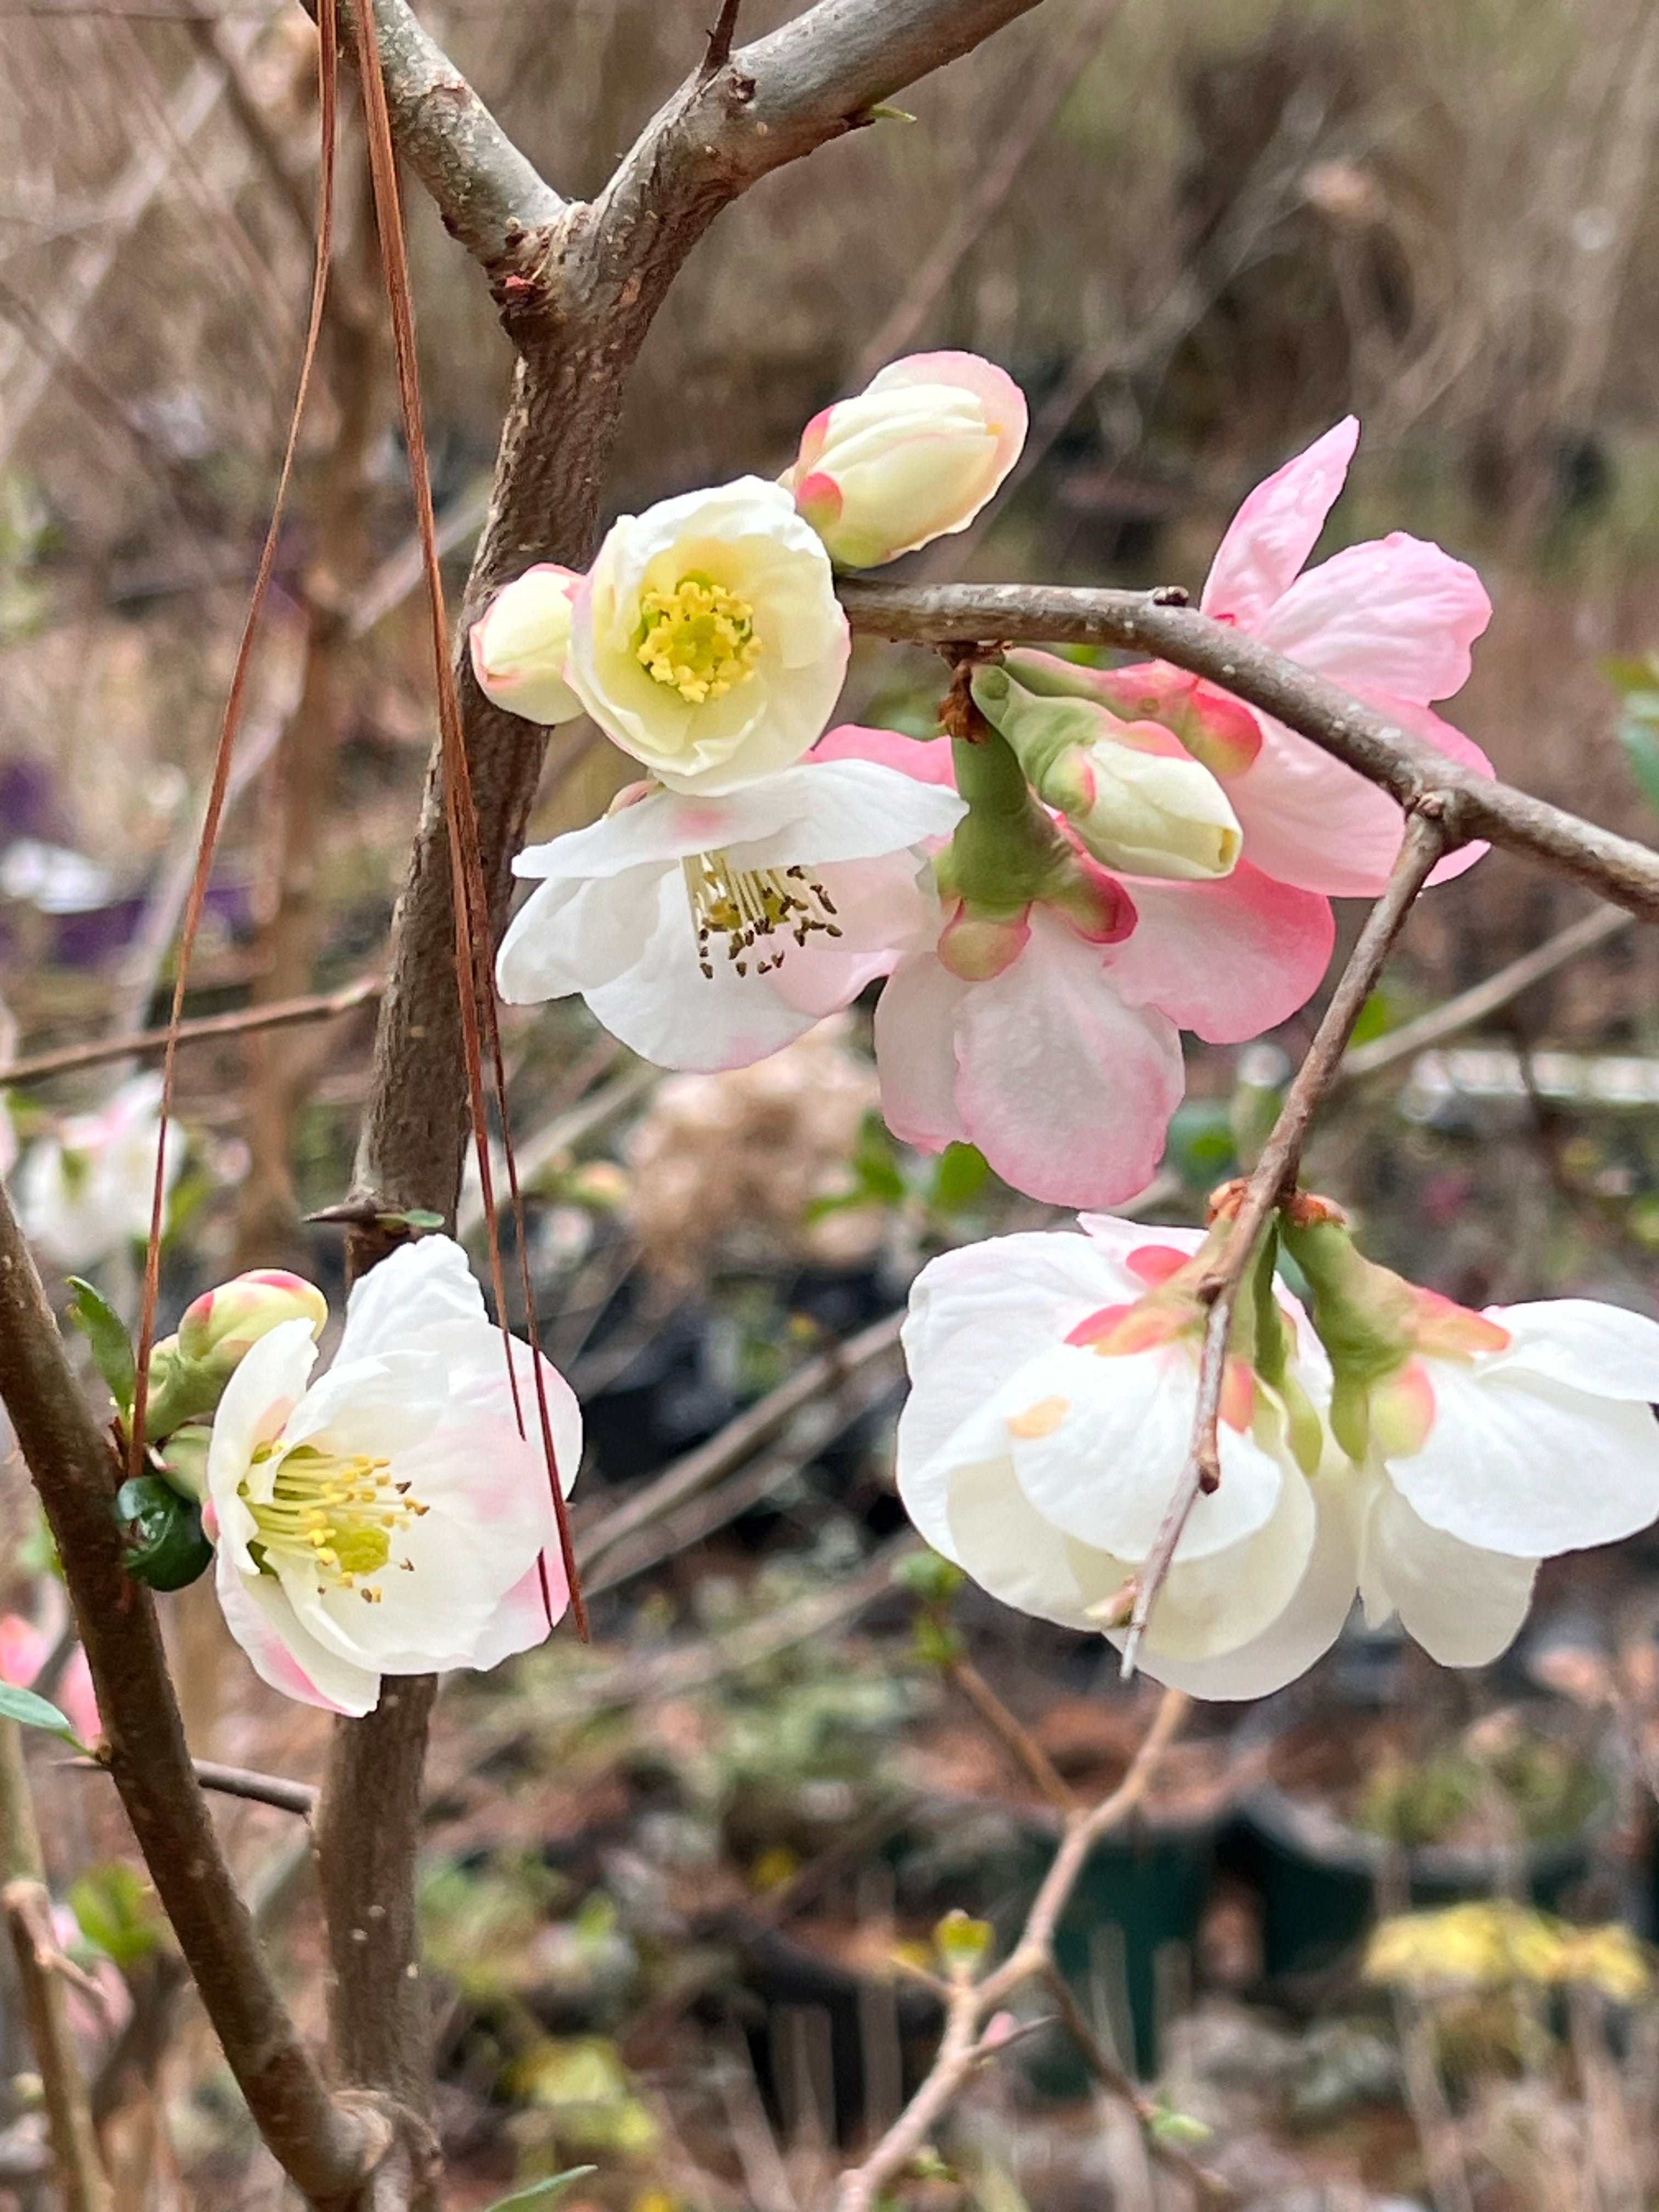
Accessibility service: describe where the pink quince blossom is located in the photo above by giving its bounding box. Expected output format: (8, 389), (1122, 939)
(817, 726), (1333, 1207)
(1083, 418), (1494, 897)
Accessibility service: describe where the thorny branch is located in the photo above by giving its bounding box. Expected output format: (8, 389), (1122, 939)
(1121, 812), (1452, 1674)
(832, 1689), (1206, 2212)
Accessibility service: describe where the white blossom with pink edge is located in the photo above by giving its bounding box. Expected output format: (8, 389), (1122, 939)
(16, 1071), (183, 1271)
(1074, 416), (1495, 898)
(469, 562), (584, 726)
(816, 726), (1333, 1209)
(496, 758), (964, 1073)
(781, 351), (1027, 571)
(895, 1216), (1333, 1689)
(204, 1237), (577, 1717)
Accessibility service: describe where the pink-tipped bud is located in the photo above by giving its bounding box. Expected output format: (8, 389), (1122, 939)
(469, 564), (584, 726)
(178, 1269), (328, 1376)
(780, 352), (1026, 569)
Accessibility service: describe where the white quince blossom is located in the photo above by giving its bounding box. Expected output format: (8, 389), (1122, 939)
(781, 352), (1027, 570)
(496, 754), (964, 1071)
(17, 1073), (183, 1271)
(895, 1214), (1333, 1689)
(566, 477), (849, 794)
(204, 1236), (578, 1717)
(469, 563), (584, 726)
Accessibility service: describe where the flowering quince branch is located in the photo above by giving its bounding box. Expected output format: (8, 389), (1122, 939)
(0, 1187), (383, 2208)
(1120, 809), (1451, 1676)
(835, 577), (1659, 921)
(832, 1688), (1205, 2212)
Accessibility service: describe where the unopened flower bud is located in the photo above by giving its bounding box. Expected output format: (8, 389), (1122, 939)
(972, 665), (1242, 882)
(177, 1270), (327, 1375)
(468, 565), (584, 726)
(155, 1424), (210, 1503)
(781, 352), (1026, 569)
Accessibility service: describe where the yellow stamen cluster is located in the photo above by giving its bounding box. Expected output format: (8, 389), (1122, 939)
(635, 574), (760, 703)
(242, 1442), (428, 1601)
(682, 851), (843, 979)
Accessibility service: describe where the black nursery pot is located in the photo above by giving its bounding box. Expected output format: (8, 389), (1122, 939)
(1235, 1701), (1610, 1985)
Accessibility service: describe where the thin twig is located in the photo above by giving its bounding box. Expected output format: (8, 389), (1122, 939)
(833, 1689), (1189, 2212)
(574, 1312), (904, 1572)
(944, 1658), (1076, 1814)
(1121, 811), (1451, 1676)
(69, 1755), (318, 1819)
(0, 976), (380, 1087)
(1340, 901), (1634, 1083)
(837, 578), (1659, 921)
(1039, 1963), (1232, 2202)
(0, 1185), (381, 2205)
(3, 1881), (111, 2212)
(698, 0), (742, 83)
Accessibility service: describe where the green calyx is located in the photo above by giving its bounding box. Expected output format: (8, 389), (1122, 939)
(936, 718), (1077, 918)
(970, 662), (1109, 808)
(1278, 1210), (1420, 1460)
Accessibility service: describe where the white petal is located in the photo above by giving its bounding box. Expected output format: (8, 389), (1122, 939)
(205, 1321), (320, 1559)
(909, 1451), (1122, 1631)
(1483, 1299), (1659, 1401)
(725, 759), (963, 866)
(336, 1235), (486, 1362)
(216, 1553), (380, 1715)
(1362, 1478), (1536, 1668)
(282, 1351), (445, 1460)
(496, 870), (663, 1003)
(583, 868), (822, 1070)
(898, 1231), (1138, 1476)
(1117, 1459), (1315, 1662)
(512, 780), (826, 887)
(998, 1342), (1286, 1563)
(1389, 1362), (1659, 1556)
(1118, 1466), (1359, 1699)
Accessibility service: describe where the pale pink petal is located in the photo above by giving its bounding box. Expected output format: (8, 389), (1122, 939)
(872, 953), (971, 1152)
(497, 870), (663, 1004)
(1227, 699), (1489, 898)
(472, 1554), (570, 1671)
(216, 1553), (378, 1715)
(1255, 533), (1491, 706)
(811, 723), (958, 787)
(952, 914), (1184, 1206)
(770, 853), (935, 1018)
(1200, 418), (1359, 629)
(1104, 863), (1334, 1041)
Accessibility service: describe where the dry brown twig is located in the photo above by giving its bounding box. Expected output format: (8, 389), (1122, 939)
(0, 975), (380, 1087)
(832, 1688), (1222, 2211)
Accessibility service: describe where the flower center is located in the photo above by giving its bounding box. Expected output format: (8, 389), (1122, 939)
(242, 1442), (428, 1599)
(635, 574), (761, 704)
(681, 850), (843, 979)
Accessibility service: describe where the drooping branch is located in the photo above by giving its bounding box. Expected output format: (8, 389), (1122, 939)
(837, 579), (1659, 919)
(1122, 811), (1451, 1673)
(0, 1190), (381, 2210)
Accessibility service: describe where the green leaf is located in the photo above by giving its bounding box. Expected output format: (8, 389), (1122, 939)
(1347, 990), (1393, 1049)
(67, 1863), (165, 1968)
(115, 1476), (214, 1592)
(478, 2169), (597, 2212)
(928, 1142), (990, 1214)
(1166, 1102), (1236, 1185)
(66, 1278), (136, 1415)
(0, 1681), (81, 1747)
(1620, 711), (1659, 816)
(852, 1114), (907, 1205)
(380, 1207), (445, 1233)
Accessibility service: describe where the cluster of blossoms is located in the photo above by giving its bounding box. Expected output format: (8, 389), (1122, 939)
(475, 368), (1491, 1208)
(896, 1197), (1659, 1696)
(11, 1073), (182, 1273)
(123, 1239), (579, 1716)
